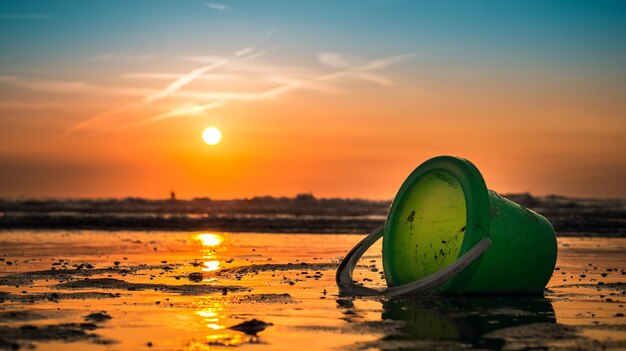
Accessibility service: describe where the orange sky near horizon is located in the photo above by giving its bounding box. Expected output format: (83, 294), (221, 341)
(1, 74), (624, 200)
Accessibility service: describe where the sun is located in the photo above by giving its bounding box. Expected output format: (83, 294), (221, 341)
(202, 127), (221, 145)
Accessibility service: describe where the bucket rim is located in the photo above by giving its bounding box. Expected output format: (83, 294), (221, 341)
(382, 155), (491, 287)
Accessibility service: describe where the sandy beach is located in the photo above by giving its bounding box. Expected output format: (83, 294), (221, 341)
(0, 230), (624, 350)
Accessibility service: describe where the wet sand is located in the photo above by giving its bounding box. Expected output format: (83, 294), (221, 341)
(0, 231), (624, 350)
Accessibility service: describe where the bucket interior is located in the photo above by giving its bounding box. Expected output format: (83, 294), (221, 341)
(384, 169), (467, 285)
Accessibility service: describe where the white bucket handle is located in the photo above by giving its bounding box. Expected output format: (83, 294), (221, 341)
(335, 225), (492, 297)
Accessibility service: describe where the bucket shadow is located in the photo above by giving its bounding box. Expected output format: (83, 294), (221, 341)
(379, 295), (556, 349)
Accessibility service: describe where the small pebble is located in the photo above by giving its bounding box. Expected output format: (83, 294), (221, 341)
(84, 312), (112, 322)
(188, 272), (203, 282)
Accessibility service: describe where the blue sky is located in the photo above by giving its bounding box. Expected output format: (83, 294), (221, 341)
(2, 0), (625, 71)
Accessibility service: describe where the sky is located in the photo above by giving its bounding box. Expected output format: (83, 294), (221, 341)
(0, 0), (625, 199)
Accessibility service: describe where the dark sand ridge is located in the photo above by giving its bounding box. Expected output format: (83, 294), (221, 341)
(551, 282), (626, 291)
(0, 264), (181, 286)
(0, 291), (119, 303)
(210, 262), (340, 275)
(0, 311), (117, 349)
(53, 278), (247, 295)
(0, 324), (111, 350)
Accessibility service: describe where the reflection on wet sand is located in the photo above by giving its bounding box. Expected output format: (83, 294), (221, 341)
(196, 304), (224, 331)
(195, 233), (224, 247)
(334, 295), (561, 350)
(194, 233), (224, 273)
(189, 233), (255, 349)
(380, 296), (556, 349)
(183, 332), (247, 351)
(202, 260), (220, 272)
(194, 233), (226, 330)
(192, 300), (266, 349)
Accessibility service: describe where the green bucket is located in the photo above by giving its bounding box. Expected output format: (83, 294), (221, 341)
(336, 156), (557, 296)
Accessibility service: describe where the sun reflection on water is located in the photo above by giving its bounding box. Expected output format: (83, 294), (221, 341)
(196, 309), (223, 330)
(191, 232), (235, 341)
(183, 334), (246, 350)
(193, 233), (225, 273)
(195, 233), (224, 247)
(187, 300), (250, 350)
(202, 260), (220, 272)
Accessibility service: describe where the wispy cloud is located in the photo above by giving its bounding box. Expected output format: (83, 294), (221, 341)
(0, 75), (19, 82)
(0, 76), (151, 96)
(0, 101), (99, 110)
(135, 101), (227, 127)
(61, 102), (147, 137)
(318, 52), (394, 85)
(144, 59), (228, 103)
(242, 50), (268, 61)
(182, 55), (314, 77)
(54, 44), (413, 136)
(0, 14), (52, 20)
(235, 47), (255, 57)
(62, 101), (226, 136)
(264, 75), (338, 94)
(314, 52), (414, 86)
(349, 72), (393, 86)
(318, 52), (351, 68)
(205, 3), (233, 12)
(14, 80), (96, 94)
(145, 52), (412, 115)
(122, 72), (239, 81)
